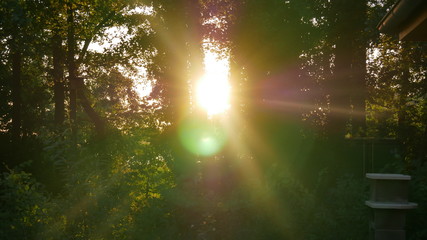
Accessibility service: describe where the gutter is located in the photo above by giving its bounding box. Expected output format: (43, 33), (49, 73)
(377, 0), (426, 33)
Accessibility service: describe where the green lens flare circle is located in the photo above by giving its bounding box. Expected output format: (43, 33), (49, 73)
(178, 118), (227, 157)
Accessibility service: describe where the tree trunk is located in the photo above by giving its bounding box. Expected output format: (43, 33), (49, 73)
(67, 3), (77, 125)
(52, 33), (65, 125)
(351, 47), (367, 136)
(161, 0), (191, 121)
(327, 0), (367, 138)
(327, 36), (352, 138)
(397, 67), (410, 161)
(66, 2), (78, 147)
(10, 40), (22, 139)
(76, 78), (106, 135)
(419, 75), (427, 164)
(66, 2), (106, 137)
(350, 0), (368, 136)
(186, 0), (204, 115)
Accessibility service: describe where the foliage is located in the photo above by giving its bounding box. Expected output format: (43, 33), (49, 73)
(408, 164), (427, 240)
(308, 175), (369, 240)
(0, 169), (48, 239)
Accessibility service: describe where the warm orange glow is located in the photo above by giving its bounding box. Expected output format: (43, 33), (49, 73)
(197, 50), (231, 116)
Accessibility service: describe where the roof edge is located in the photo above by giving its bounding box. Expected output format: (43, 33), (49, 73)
(377, 0), (425, 33)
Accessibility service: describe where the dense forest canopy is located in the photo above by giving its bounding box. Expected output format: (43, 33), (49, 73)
(1, 0), (426, 239)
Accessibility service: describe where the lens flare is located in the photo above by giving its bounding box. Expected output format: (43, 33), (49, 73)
(179, 118), (227, 156)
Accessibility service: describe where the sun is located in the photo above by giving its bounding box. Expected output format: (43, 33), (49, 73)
(197, 50), (231, 116)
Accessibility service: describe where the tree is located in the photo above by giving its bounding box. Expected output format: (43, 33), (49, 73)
(319, 0), (369, 138)
(367, 35), (427, 166)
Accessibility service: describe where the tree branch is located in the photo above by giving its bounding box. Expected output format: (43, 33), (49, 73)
(76, 77), (106, 136)
(77, 10), (118, 65)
